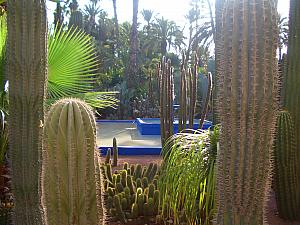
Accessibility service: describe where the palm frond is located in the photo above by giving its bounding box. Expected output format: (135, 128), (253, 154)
(47, 92), (119, 110)
(48, 25), (98, 99)
(0, 12), (6, 92)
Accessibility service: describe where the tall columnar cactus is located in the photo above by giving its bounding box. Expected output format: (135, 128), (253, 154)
(7, 1), (47, 224)
(273, 111), (300, 220)
(283, 0), (300, 133)
(215, 0), (278, 224)
(42, 98), (106, 225)
(159, 57), (174, 145)
(274, 0), (300, 220)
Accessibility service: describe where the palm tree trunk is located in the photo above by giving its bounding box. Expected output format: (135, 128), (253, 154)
(112, 0), (119, 43)
(126, 0), (139, 89)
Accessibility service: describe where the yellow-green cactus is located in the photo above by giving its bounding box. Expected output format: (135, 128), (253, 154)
(42, 98), (106, 225)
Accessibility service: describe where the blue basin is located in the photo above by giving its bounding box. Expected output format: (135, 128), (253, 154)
(136, 118), (212, 135)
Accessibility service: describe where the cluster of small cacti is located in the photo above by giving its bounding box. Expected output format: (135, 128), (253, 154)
(103, 160), (160, 223)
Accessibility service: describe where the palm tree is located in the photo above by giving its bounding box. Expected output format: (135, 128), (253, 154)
(144, 17), (185, 56)
(278, 14), (288, 61)
(112, 0), (119, 41)
(84, 0), (101, 35)
(125, 0), (139, 89)
(48, 25), (117, 109)
(0, 6), (6, 92)
(141, 9), (154, 34)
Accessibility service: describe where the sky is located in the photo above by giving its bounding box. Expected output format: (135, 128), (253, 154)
(46, 0), (290, 28)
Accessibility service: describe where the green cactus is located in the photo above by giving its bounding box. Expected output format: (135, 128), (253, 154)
(153, 179), (158, 189)
(136, 178), (142, 188)
(127, 175), (135, 194)
(113, 195), (126, 223)
(215, 0), (279, 224)
(273, 111), (300, 220)
(113, 137), (118, 166)
(131, 203), (139, 219)
(147, 198), (154, 216)
(145, 163), (153, 179)
(130, 164), (135, 176)
(123, 162), (129, 170)
(134, 164), (142, 179)
(42, 98), (105, 225)
(136, 187), (143, 198)
(153, 190), (160, 215)
(143, 202), (149, 217)
(116, 174), (121, 184)
(142, 177), (149, 189)
(121, 170), (127, 187)
(116, 182), (124, 193)
(273, 1), (300, 220)
(159, 57), (174, 145)
(107, 187), (115, 197)
(179, 52), (188, 131)
(105, 148), (111, 164)
(148, 184), (155, 199)
(105, 163), (113, 183)
(149, 163), (158, 181)
(137, 194), (145, 216)
(107, 196), (114, 209)
(121, 198), (128, 210)
(7, 1), (47, 224)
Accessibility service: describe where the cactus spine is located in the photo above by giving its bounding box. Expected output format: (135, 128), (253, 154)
(215, 0), (278, 224)
(42, 98), (105, 225)
(7, 1), (47, 224)
(273, 111), (300, 220)
(274, 0), (300, 220)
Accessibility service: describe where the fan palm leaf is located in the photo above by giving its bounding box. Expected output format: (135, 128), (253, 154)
(48, 25), (98, 99)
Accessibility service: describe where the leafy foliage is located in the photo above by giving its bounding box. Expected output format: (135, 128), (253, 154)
(159, 127), (219, 224)
(0, 11), (6, 91)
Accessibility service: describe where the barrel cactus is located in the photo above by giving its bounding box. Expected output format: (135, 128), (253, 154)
(42, 98), (106, 225)
(7, 0), (47, 224)
(215, 0), (278, 224)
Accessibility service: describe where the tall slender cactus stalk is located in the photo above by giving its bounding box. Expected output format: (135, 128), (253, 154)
(214, 0), (278, 224)
(283, 0), (300, 150)
(159, 57), (174, 145)
(7, 0), (48, 224)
